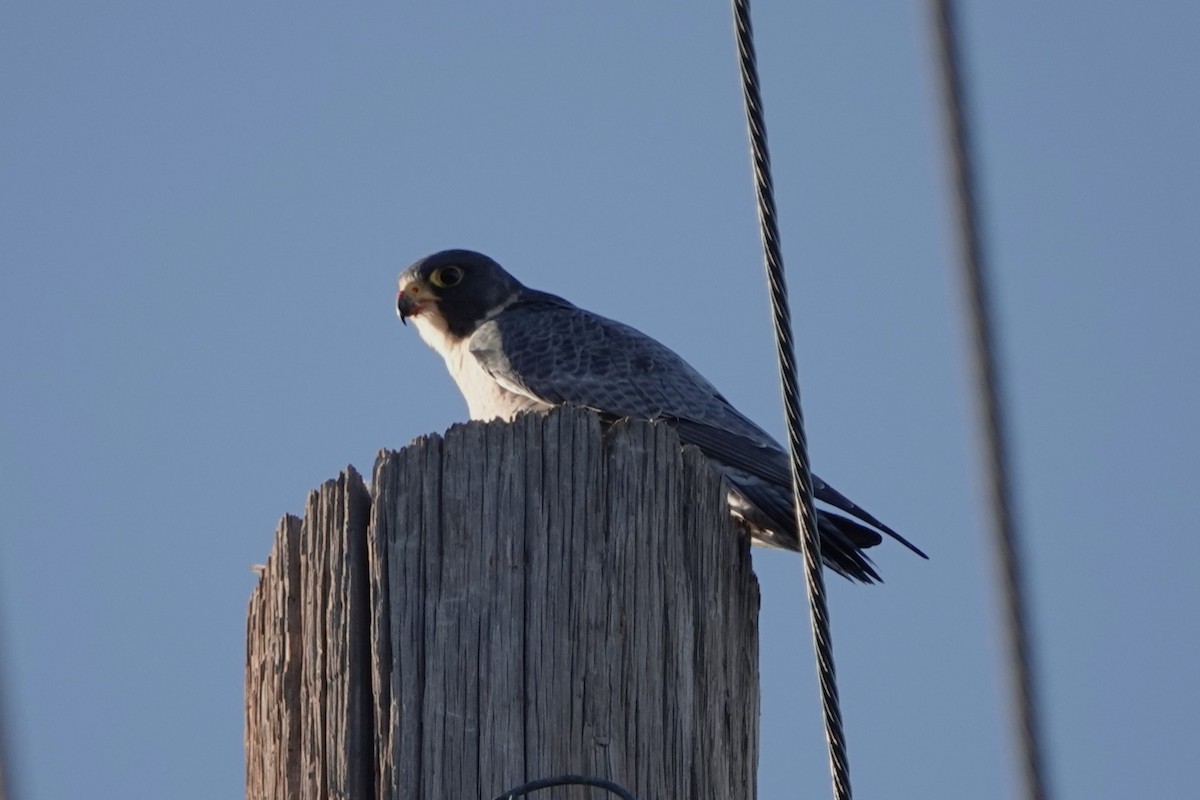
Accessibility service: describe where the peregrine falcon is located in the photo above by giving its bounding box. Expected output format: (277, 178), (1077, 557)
(396, 249), (927, 582)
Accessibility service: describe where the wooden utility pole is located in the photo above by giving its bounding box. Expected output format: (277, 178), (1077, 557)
(246, 408), (760, 800)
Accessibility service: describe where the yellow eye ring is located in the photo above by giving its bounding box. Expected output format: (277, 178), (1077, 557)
(430, 265), (463, 288)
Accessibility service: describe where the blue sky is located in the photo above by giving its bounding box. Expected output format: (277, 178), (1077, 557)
(2, 3), (1197, 798)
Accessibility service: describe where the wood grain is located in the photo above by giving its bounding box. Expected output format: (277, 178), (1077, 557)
(247, 408), (759, 800)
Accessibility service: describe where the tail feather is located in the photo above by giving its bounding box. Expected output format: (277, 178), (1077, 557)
(727, 471), (883, 583)
(665, 416), (927, 563)
(814, 478), (929, 559)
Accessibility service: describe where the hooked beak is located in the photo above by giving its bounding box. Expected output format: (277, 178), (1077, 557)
(396, 278), (435, 325)
(396, 291), (415, 325)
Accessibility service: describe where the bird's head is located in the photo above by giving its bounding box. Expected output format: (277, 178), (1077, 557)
(396, 249), (524, 341)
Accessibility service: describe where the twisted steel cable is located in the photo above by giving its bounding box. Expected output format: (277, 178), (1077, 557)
(929, 2), (1052, 799)
(730, 2), (852, 798)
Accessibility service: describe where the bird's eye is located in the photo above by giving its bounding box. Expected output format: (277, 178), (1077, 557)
(429, 265), (463, 288)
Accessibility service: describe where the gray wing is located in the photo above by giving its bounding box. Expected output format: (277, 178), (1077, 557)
(469, 292), (760, 434)
(470, 293), (925, 570)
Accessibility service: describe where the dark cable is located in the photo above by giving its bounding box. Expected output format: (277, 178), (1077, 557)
(928, 3), (1052, 799)
(729, 2), (852, 799)
(495, 774), (638, 800)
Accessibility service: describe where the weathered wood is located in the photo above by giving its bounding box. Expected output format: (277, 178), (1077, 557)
(247, 408), (760, 800)
(246, 470), (373, 800)
(246, 514), (302, 800)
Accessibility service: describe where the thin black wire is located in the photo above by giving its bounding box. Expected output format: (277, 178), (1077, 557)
(495, 774), (638, 800)
(729, 2), (851, 799)
(928, 3), (1051, 799)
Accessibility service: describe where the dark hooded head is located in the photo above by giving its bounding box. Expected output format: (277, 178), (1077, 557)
(396, 249), (525, 339)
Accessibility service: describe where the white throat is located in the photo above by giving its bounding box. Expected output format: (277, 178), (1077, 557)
(409, 304), (550, 422)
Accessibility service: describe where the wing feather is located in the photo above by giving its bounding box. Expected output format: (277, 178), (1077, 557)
(469, 291), (925, 569)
